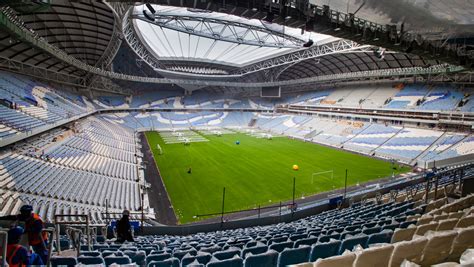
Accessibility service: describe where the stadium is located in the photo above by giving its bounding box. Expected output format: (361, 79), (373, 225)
(0, 0), (473, 266)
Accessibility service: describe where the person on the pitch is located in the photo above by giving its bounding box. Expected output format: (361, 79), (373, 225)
(0, 205), (49, 264)
(187, 167), (192, 174)
(6, 226), (43, 266)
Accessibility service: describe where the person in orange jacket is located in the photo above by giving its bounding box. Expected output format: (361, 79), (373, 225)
(5, 226), (43, 266)
(0, 205), (49, 264)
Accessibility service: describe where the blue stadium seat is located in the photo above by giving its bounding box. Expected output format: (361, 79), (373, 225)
(268, 241), (293, 253)
(213, 249), (241, 260)
(309, 240), (341, 261)
(243, 250), (278, 267)
(147, 257), (180, 267)
(146, 253), (171, 265)
(294, 237), (318, 248)
(366, 230), (393, 246)
(241, 245), (268, 258)
(104, 256), (131, 266)
(50, 256), (77, 267)
(207, 255), (243, 267)
(338, 234), (369, 254)
(277, 246), (311, 267)
(77, 256), (105, 265)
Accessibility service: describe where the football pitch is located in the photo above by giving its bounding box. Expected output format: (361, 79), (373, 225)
(145, 131), (410, 223)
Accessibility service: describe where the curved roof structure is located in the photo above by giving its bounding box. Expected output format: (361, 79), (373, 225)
(0, 1), (117, 79)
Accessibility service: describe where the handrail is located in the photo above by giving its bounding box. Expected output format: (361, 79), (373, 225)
(54, 214), (90, 252)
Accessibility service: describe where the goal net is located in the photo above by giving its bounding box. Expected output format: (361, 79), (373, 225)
(311, 170), (334, 184)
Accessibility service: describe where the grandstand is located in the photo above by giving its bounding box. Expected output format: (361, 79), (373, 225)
(0, 0), (473, 266)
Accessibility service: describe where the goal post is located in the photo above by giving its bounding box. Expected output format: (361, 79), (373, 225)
(311, 170), (334, 184)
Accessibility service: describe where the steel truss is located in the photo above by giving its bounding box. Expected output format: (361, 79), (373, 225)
(132, 10), (305, 48)
(235, 40), (371, 75)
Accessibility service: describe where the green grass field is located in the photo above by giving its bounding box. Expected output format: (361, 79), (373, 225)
(145, 131), (410, 223)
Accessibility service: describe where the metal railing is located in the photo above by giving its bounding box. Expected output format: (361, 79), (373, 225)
(54, 214), (91, 253)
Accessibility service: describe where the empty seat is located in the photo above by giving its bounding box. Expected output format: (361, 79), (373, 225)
(353, 244), (394, 267)
(268, 241), (293, 253)
(50, 256), (77, 267)
(309, 240), (341, 262)
(389, 237), (428, 267)
(436, 218), (459, 231)
(277, 246), (311, 267)
(391, 227), (416, 243)
(213, 249), (241, 260)
(104, 256), (131, 266)
(147, 257), (180, 267)
(77, 256), (105, 265)
(243, 250), (278, 267)
(313, 252), (356, 267)
(419, 230), (458, 266)
(207, 255), (243, 267)
(146, 253), (171, 265)
(338, 234), (369, 254)
(241, 245), (267, 259)
(447, 226), (474, 261)
(455, 215), (474, 228)
(367, 230), (393, 246)
(414, 222), (438, 236)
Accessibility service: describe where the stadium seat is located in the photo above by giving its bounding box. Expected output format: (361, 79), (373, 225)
(243, 250), (278, 267)
(366, 230), (393, 246)
(389, 237), (428, 267)
(309, 240), (341, 262)
(419, 230), (458, 266)
(338, 234), (369, 254)
(268, 241), (293, 253)
(104, 255), (131, 266)
(50, 256), (78, 267)
(277, 246), (311, 267)
(241, 245), (268, 258)
(353, 244), (394, 267)
(207, 255), (243, 267)
(213, 248), (241, 260)
(391, 227), (416, 243)
(147, 257), (180, 267)
(313, 252), (356, 267)
(77, 256), (105, 265)
(146, 253), (171, 265)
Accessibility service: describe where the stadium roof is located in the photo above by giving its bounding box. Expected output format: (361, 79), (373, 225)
(132, 4), (334, 68)
(0, 1), (470, 92)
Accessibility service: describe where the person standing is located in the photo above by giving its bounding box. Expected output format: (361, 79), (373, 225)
(0, 205), (49, 264)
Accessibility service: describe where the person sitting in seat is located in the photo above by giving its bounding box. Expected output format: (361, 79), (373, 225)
(116, 210), (134, 243)
(6, 226), (43, 266)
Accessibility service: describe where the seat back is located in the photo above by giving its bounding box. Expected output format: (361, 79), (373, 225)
(436, 218), (459, 231)
(268, 241), (293, 253)
(338, 235), (369, 254)
(147, 257), (180, 267)
(353, 244), (394, 267)
(419, 230), (458, 266)
(146, 253), (171, 265)
(309, 240), (341, 262)
(391, 227), (416, 243)
(50, 256), (78, 267)
(77, 256), (105, 265)
(241, 245), (267, 259)
(277, 246), (311, 267)
(367, 230), (393, 246)
(448, 226), (474, 261)
(389, 237), (428, 267)
(213, 249), (241, 260)
(415, 222), (438, 236)
(455, 215), (474, 228)
(243, 250), (278, 267)
(314, 252), (356, 267)
(295, 237), (319, 248)
(104, 256), (131, 266)
(207, 256), (243, 267)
